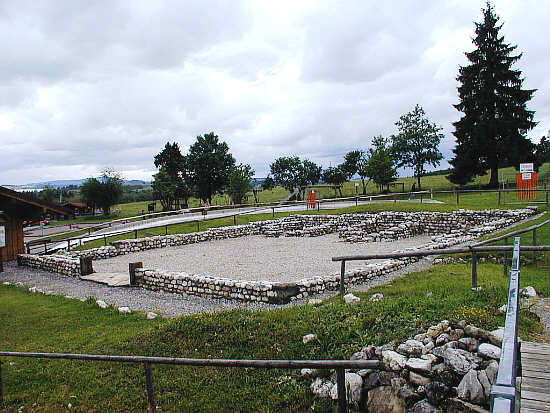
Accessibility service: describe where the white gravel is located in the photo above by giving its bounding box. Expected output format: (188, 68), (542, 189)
(92, 234), (434, 282)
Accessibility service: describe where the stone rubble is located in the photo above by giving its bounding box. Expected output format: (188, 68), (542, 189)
(309, 320), (506, 412)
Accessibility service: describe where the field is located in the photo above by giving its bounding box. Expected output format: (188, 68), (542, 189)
(2, 203), (550, 412)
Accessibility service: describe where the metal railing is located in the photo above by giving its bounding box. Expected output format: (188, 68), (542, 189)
(0, 352), (380, 413)
(490, 237), (521, 412)
(332, 245), (550, 293)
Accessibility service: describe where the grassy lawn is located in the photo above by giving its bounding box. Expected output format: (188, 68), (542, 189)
(2, 201), (550, 411)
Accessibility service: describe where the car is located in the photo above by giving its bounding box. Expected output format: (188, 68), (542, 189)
(23, 219), (49, 227)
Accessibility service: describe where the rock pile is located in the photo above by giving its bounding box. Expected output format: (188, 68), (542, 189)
(309, 320), (504, 412)
(18, 254), (81, 277)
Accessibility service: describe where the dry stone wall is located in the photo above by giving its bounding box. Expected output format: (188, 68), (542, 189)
(19, 208), (536, 303)
(18, 254), (81, 277)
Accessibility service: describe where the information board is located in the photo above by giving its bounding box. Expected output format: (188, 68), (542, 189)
(0, 225), (5, 248)
(520, 163), (534, 173)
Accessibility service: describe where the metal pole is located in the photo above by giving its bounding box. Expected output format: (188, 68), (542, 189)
(533, 228), (537, 266)
(504, 237), (508, 276)
(471, 250), (477, 288)
(144, 362), (156, 413)
(336, 367), (348, 413)
(340, 261), (346, 295)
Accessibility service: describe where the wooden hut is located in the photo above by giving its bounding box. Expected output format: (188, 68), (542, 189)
(0, 186), (70, 262)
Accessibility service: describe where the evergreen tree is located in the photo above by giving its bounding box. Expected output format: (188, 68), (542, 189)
(449, 2), (537, 187)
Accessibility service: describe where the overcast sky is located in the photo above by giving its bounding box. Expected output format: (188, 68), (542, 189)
(1, 0), (548, 185)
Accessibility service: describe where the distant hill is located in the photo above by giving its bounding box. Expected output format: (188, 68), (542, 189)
(5, 179), (150, 190)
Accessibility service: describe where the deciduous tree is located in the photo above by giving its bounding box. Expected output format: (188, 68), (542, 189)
(228, 163), (254, 205)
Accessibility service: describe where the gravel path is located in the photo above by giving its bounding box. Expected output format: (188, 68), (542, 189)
(93, 234), (434, 282)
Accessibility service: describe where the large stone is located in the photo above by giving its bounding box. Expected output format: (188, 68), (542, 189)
(310, 378), (333, 398)
(488, 327), (505, 347)
(364, 371), (398, 390)
(457, 370), (485, 405)
(521, 286), (537, 298)
(96, 300), (108, 309)
(397, 339), (425, 357)
(351, 345), (375, 361)
(478, 343), (501, 360)
(485, 360), (499, 384)
(409, 371), (431, 386)
(329, 373), (362, 402)
(406, 357), (433, 374)
(146, 312), (158, 320)
(382, 350), (408, 371)
(409, 399), (437, 413)
(367, 386), (406, 413)
(425, 381), (450, 406)
(370, 293), (384, 302)
(477, 370), (491, 401)
(458, 337), (479, 352)
(391, 377), (421, 404)
(443, 348), (479, 375)
(343, 293), (360, 304)
(118, 306), (131, 314)
(302, 334), (317, 344)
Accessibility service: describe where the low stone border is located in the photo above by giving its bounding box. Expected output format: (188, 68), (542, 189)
(18, 208), (537, 303)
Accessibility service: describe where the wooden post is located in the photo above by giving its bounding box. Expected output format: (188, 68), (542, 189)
(197, 221), (200, 232)
(233, 214), (237, 225)
(272, 207), (275, 218)
(80, 256), (94, 276)
(420, 192), (423, 203)
(144, 362), (156, 413)
(340, 261), (346, 295)
(103, 235), (107, 246)
(393, 194), (396, 203)
(431, 188), (433, 199)
(456, 190), (459, 205)
(44, 241), (47, 254)
(546, 190), (549, 207)
(471, 251), (477, 288)
(0, 360), (3, 408)
(504, 237), (508, 276)
(498, 190), (501, 206)
(129, 262), (143, 286)
(0, 251), (3, 273)
(317, 200), (320, 211)
(134, 230), (138, 239)
(165, 225), (168, 236)
(26, 243), (30, 254)
(67, 239), (71, 251)
(355, 196), (358, 207)
(336, 367), (348, 413)
(533, 228), (537, 266)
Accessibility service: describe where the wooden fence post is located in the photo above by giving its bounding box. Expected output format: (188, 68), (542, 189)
(129, 262), (143, 286)
(103, 235), (107, 246)
(134, 230), (138, 239)
(165, 225), (168, 236)
(340, 261), (346, 295)
(498, 190), (501, 206)
(533, 228), (537, 266)
(80, 256), (94, 276)
(144, 362), (156, 413)
(503, 237), (508, 276)
(0, 359), (3, 408)
(336, 367), (348, 413)
(471, 250), (477, 288)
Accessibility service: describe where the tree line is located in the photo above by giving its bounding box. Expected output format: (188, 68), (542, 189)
(71, 2), (549, 215)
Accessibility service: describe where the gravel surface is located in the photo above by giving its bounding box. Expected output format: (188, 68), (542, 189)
(93, 234), (434, 281)
(0, 255), (435, 317)
(2, 211), (544, 318)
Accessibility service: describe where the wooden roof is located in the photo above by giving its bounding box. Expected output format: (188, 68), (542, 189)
(0, 186), (71, 218)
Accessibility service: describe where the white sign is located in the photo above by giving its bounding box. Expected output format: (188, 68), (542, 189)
(520, 163), (534, 173)
(522, 172), (532, 180)
(0, 226), (5, 248)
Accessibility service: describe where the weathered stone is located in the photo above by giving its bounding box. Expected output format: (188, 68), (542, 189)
(443, 348), (479, 375)
(409, 399), (437, 413)
(448, 329), (464, 341)
(310, 378), (333, 398)
(329, 373), (362, 402)
(409, 371), (431, 386)
(364, 371), (398, 389)
(302, 334), (317, 344)
(458, 337), (479, 352)
(146, 312), (158, 320)
(477, 370), (491, 400)
(344, 293), (360, 303)
(308, 298), (322, 306)
(478, 343), (501, 360)
(425, 381), (450, 406)
(367, 386), (406, 413)
(391, 377), (421, 404)
(457, 370), (485, 404)
(382, 350), (408, 371)
(118, 306), (131, 314)
(485, 360), (499, 385)
(370, 293), (384, 302)
(521, 286), (537, 298)
(488, 327), (504, 347)
(96, 300), (108, 309)
(351, 345), (375, 360)
(397, 340), (425, 357)
(435, 333), (450, 346)
(406, 358), (433, 374)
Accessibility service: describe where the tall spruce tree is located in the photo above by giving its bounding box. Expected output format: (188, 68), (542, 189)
(449, 2), (536, 187)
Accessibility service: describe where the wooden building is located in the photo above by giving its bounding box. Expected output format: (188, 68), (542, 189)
(61, 201), (91, 216)
(0, 186), (70, 262)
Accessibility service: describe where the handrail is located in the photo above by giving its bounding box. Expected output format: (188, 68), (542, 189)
(490, 237), (521, 412)
(0, 351), (380, 413)
(472, 219), (550, 247)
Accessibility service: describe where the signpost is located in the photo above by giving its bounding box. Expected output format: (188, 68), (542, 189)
(0, 225), (5, 272)
(520, 163), (534, 173)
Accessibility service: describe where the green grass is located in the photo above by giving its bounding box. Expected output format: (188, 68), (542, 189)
(1, 255), (546, 412)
